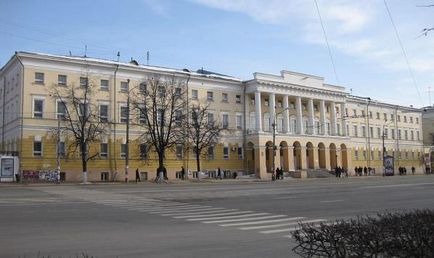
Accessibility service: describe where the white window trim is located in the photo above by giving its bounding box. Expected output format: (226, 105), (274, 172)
(32, 96), (45, 118)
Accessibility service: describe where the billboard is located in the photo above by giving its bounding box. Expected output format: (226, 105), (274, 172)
(384, 155), (394, 176)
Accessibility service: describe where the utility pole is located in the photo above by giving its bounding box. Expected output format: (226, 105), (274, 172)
(125, 79), (130, 183)
(56, 118), (61, 183)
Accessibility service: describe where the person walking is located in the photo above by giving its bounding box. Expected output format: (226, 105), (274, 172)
(181, 166), (185, 180)
(135, 168), (141, 183)
(411, 166), (415, 175)
(217, 167), (222, 180)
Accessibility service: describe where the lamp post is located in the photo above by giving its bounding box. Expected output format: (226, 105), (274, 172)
(124, 79), (130, 183)
(382, 120), (394, 175)
(56, 117), (61, 183)
(271, 107), (290, 179)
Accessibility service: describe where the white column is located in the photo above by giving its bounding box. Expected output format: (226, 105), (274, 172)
(320, 100), (326, 135)
(255, 91), (262, 132)
(340, 102), (346, 136)
(330, 102), (337, 135)
(308, 98), (315, 135)
(283, 95), (289, 133)
(296, 96), (303, 134)
(269, 93), (275, 130)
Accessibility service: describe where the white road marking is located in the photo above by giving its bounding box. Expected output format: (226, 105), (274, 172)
(239, 220), (305, 230)
(174, 211), (252, 219)
(361, 182), (434, 189)
(156, 208), (237, 216)
(320, 199), (343, 203)
(274, 196), (297, 200)
(260, 219), (326, 234)
(195, 213), (271, 222)
(220, 217), (304, 227)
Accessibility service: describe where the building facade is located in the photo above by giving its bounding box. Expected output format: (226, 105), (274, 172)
(0, 52), (425, 181)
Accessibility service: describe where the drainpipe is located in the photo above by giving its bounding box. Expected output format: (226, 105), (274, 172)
(2, 76), (5, 151)
(16, 53), (25, 183)
(112, 64), (119, 180)
(185, 73), (191, 178)
(242, 82), (247, 175)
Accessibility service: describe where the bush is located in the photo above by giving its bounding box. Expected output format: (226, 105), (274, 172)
(291, 209), (434, 258)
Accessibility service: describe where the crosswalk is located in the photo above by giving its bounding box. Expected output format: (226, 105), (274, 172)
(35, 187), (328, 239)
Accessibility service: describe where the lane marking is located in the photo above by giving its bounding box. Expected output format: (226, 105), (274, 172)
(320, 199), (343, 203)
(274, 196), (297, 200)
(157, 208), (237, 216)
(260, 219), (326, 234)
(194, 213), (271, 222)
(221, 217), (304, 227)
(240, 220), (306, 230)
(174, 211), (252, 219)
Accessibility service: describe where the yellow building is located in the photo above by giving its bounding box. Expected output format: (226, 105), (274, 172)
(0, 52), (424, 181)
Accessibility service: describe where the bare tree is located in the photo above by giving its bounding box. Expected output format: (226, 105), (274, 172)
(187, 103), (223, 172)
(50, 78), (107, 183)
(418, 4), (434, 36)
(133, 75), (187, 180)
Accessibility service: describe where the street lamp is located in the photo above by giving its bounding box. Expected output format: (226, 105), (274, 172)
(382, 120), (394, 175)
(271, 107), (290, 179)
(124, 79), (131, 183)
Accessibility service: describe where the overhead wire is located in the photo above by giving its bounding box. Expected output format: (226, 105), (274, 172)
(383, 0), (424, 105)
(313, 0), (340, 86)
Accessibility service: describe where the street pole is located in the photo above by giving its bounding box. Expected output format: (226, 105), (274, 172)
(56, 118), (61, 183)
(272, 121), (276, 180)
(382, 125), (385, 175)
(125, 79), (130, 183)
(366, 98), (371, 169)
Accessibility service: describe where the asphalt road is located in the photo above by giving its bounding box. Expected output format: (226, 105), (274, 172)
(1, 175), (433, 258)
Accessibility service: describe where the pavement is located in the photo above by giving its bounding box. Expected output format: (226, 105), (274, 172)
(0, 175), (433, 258)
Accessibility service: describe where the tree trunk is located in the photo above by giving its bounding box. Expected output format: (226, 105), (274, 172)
(81, 144), (88, 184)
(196, 150), (201, 172)
(157, 148), (166, 180)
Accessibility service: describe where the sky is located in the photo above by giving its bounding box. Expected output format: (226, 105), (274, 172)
(0, 0), (433, 108)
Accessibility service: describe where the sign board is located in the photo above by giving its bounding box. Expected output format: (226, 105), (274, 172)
(1, 158), (14, 177)
(384, 155), (394, 176)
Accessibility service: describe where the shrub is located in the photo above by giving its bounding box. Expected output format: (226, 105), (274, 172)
(291, 209), (434, 258)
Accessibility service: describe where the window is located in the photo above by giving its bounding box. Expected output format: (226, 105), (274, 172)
(120, 106), (128, 123)
(222, 113), (229, 129)
(361, 110), (365, 117)
(222, 93), (228, 102)
(176, 144), (183, 160)
(353, 125), (358, 137)
(120, 81), (128, 92)
(384, 128), (388, 139)
(417, 131), (420, 141)
(236, 95), (241, 104)
(398, 129), (402, 140)
(120, 144), (127, 158)
(100, 143), (108, 158)
(370, 127), (374, 138)
(383, 113), (387, 121)
(175, 110), (182, 126)
(207, 113), (214, 126)
(207, 91), (213, 101)
(238, 147), (243, 160)
(369, 111), (373, 119)
(33, 99), (44, 118)
(158, 86), (165, 98)
(416, 117), (419, 124)
(354, 150), (359, 160)
(353, 109), (357, 116)
(56, 101), (66, 119)
(223, 146), (229, 159)
(376, 112), (380, 119)
(33, 140), (42, 156)
(277, 101), (282, 108)
(397, 115), (401, 122)
(391, 114), (394, 121)
(157, 109), (164, 125)
(100, 79), (109, 91)
(139, 82), (147, 93)
(361, 126), (366, 137)
(403, 116), (407, 123)
(391, 129), (395, 139)
(58, 75), (67, 86)
(80, 77), (88, 88)
(363, 151), (366, 160)
(139, 107), (147, 124)
(265, 99), (269, 107)
(404, 130), (408, 140)
(175, 87), (181, 97)
(58, 142), (65, 158)
(236, 114), (242, 129)
(35, 72), (44, 84)
(207, 146), (214, 160)
(411, 131), (414, 141)
(78, 103), (89, 118)
(99, 104), (108, 122)
(410, 117), (413, 123)
(378, 150), (382, 160)
(139, 144), (148, 159)
(377, 128), (381, 138)
(191, 89), (198, 100)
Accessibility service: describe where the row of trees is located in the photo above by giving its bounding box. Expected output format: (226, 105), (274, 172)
(50, 74), (223, 183)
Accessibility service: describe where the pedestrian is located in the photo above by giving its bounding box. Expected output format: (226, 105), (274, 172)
(181, 166), (185, 180)
(363, 166), (368, 176)
(354, 166), (358, 176)
(335, 167), (339, 178)
(411, 166), (415, 175)
(135, 168), (141, 183)
(217, 167), (222, 180)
